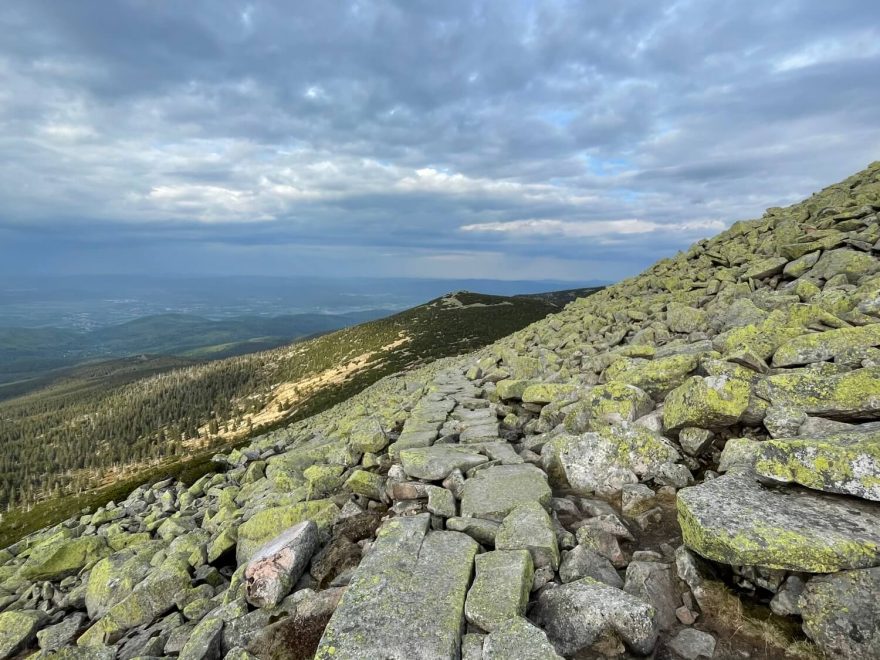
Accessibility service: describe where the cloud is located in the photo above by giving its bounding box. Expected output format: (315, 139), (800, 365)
(0, 0), (879, 281)
(460, 218), (725, 239)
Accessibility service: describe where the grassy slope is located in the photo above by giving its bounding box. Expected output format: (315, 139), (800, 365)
(0, 289), (597, 546)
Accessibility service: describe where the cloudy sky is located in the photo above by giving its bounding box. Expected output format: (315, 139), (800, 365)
(1, 1), (878, 282)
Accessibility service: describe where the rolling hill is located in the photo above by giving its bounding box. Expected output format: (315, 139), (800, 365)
(0, 310), (386, 392)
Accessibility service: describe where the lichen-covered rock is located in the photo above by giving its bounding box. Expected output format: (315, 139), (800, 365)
(521, 382), (576, 404)
(808, 248), (880, 283)
(36, 612), (86, 652)
(179, 615), (223, 660)
(535, 578), (658, 656)
(757, 367), (880, 420)
(236, 500), (339, 564)
(678, 427), (714, 456)
(464, 549), (533, 632)
(303, 464), (345, 497)
(666, 303), (707, 334)
(755, 431), (880, 500)
(343, 469), (385, 500)
(677, 473), (880, 572)
(86, 544), (160, 619)
(495, 502), (559, 570)
(315, 515), (478, 659)
(482, 617), (563, 660)
(0, 610), (46, 658)
(545, 423), (679, 495)
(604, 353), (701, 399)
(460, 464), (552, 522)
(663, 375), (751, 431)
(563, 383), (654, 430)
(743, 256), (787, 280)
(78, 556), (191, 646)
(772, 324), (880, 367)
(399, 445), (487, 481)
(19, 535), (109, 581)
(495, 379), (536, 400)
(799, 567), (880, 659)
(348, 418), (389, 453)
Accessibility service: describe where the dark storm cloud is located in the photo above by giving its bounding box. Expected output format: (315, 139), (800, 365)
(0, 0), (878, 280)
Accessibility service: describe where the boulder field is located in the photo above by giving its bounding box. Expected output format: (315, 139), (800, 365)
(2, 163), (880, 658)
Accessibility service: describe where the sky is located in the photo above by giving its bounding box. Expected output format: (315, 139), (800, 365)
(0, 1), (878, 282)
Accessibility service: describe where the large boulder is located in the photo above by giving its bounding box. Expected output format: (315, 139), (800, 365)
(663, 375), (751, 431)
(315, 515), (478, 659)
(799, 567), (880, 659)
(677, 473), (880, 572)
(563, 383), (654, 430)
(86, 544), (160, 619)
(756, 367), (880, 421)
(19, 536), (109, 581)
(543, 424), (680, 495)
(78, 556), (192, 646)
(603, 353), (701, 399)
(495, 502), (559, 570)
(754, 431), (880, 501)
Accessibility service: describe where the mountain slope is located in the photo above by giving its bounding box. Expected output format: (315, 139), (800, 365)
(0, 289), (580, 541)
(2, 164), (880, 659)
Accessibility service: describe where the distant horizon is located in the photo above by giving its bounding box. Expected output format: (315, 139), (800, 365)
(0, 274), (607, 330)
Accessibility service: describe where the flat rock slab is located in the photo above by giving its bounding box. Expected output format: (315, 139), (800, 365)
(756, 367), (880, 420)
(677, 473), (880, 572)
(754, 431), (880, 501)
(464, 549), (533, 632)
(315, 514), (478, 660)
(399, 445), (488, 481)
(495, 501), (560, 570)
(460, 464), (552, 522)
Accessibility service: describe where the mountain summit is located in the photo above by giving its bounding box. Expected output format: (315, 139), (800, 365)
(2, 164), (880, 658)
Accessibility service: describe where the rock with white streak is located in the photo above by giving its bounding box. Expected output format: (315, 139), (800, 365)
(245, 521), (319, 607)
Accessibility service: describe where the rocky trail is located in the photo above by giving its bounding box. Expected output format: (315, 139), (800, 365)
(2, 163), (880, 658)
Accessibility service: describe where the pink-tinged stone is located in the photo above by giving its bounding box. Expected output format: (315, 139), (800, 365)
(245, 520), (319, 607)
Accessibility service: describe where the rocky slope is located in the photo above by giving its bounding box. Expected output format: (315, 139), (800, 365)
(1, 163), (880, 659)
